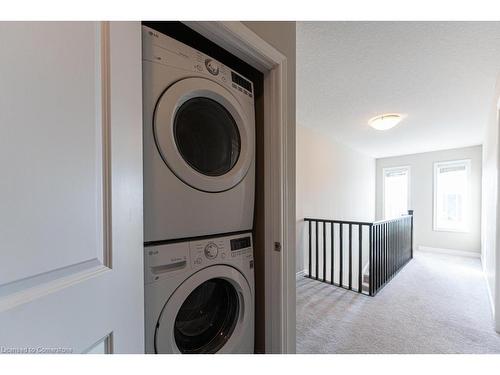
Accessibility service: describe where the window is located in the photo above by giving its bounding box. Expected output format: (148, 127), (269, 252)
(433, 160), (471, 232)
(383, 166), (410, 219)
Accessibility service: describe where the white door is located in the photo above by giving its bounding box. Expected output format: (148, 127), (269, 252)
(0, 22), (144, 353)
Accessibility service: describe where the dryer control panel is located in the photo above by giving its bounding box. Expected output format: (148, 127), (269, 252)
(142, 25), (254, 102)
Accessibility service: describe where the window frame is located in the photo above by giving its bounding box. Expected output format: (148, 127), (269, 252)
(433, 159), (471, 233)
(382, 165), (411, 220)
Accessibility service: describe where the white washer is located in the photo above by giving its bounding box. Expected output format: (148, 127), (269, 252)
(142, 26), (256, 243)
(144, 232), (254, 354)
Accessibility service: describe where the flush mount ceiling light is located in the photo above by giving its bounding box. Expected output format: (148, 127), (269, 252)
(368, 113), (405, 131)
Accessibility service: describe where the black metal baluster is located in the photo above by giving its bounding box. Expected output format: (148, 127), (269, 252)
(409, 210), (414, 259)
(392, 221), (395, 277)
(378, 223), (382, 289)
(369, 225), (373, 296)
(379, 224), (382, 291)
(396, 221), (399, 272)
(399, 219), (402, 269)
(315, 221), (319, 280)
(405, 217), (408, 262)
(376, 224), (380, 292)
(396, 220), (399, 270)
(339, 223), (343, 288)
(323, 221), (326, 282)
(392, 221), (398, 273)
(405, 217), (409, 261)
(378, 224), (385, 289)
(398, 220), (401, 269)
(387, 223), (390, 282)
(331, 222), (334, 285)
(348, 224), (352, 290)
(373, 225), (376, 294)
(358, 224), (363, 293)
(409, 216), (411, 260)
(389, 221), (394, 276)
(308, 220), (312, 278)
(402, 217), (405, 262)
(387, 223), (390, 281)
(387, 222), (390, 280)
(384, 223), (388, 285)
(379, 223), (382, 287)
(384, 223), (391, 283)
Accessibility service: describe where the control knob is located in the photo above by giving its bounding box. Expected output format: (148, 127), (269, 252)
(204, 242), (219, 259)
(205, 59), (220, 76)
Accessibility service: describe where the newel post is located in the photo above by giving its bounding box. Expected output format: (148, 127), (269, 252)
(408, 210), (414, 259)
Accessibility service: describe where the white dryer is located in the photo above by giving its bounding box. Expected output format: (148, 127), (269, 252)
(142, 26), (256, 243)
(144, 232), (254, 354)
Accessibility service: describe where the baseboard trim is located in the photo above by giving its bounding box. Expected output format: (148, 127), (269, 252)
(417, 245), (480, 258)
(483, 268), (496, 318)
(296, 269), (306, 279)
(480, 255), (499, 333)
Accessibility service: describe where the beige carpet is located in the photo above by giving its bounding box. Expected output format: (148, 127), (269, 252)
(296, 251), (500, 353)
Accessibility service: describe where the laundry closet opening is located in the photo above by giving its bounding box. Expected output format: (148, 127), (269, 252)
(141, 21), (266, 354)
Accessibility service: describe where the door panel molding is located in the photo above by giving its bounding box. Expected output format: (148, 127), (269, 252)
(99, 21), (113, 269)
(0, 21), (112, 306)
(0, 260), (108, 313)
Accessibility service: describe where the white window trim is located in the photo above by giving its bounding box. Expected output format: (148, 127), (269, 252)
(382, 165), (411, 220)
(433, 159), (471, 233)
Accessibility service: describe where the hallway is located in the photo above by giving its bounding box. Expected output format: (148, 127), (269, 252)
(296, 251), (500, 353)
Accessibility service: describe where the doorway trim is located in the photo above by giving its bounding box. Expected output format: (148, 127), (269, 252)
(184, 21), (295, 353)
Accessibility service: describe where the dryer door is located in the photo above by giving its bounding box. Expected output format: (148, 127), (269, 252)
(154, 77), (254, 192)
(155, 265), (253, 354)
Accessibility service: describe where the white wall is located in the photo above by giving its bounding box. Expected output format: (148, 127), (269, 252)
(296, 125), (376, 273)
(481, 77), (500, 331)
(376, 146), (482, 255)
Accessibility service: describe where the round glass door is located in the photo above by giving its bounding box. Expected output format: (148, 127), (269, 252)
(174, 278), (240, 354)
(173, 97), (241, 177)
(153, 77), (254, 192)
(154, 265), (253, 354)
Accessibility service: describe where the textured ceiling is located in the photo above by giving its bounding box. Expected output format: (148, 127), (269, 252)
(297, 22), (500, 158)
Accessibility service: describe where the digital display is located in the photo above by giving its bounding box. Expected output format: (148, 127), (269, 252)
(230, 236), (251, 251)
(231, 72), (253, 93)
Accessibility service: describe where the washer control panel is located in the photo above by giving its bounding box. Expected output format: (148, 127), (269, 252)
(189, 233), (253, 269)
(144, 232), (254, 284)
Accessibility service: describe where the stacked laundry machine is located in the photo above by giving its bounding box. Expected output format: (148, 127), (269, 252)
(142, 25), (256, 354)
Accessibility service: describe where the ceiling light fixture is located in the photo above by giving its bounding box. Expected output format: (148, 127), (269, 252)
(368, 113), (405, 131)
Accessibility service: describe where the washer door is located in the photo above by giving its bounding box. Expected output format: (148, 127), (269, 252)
(154, 77), (253, 192)
(155, 265), (253, 354)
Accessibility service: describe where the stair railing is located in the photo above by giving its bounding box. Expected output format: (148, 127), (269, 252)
(304, 210), (413, 296)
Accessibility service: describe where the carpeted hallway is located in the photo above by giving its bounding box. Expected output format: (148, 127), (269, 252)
(296, 251), (500, 353)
